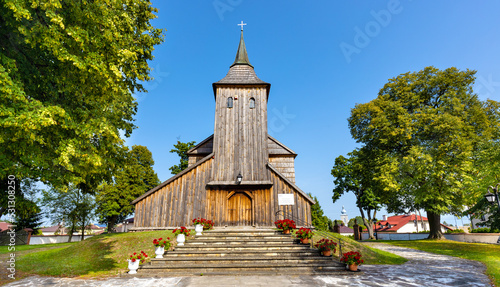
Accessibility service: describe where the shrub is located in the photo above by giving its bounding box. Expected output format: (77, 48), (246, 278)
(446, 229), (465, 234)
(470, 227), (500, 233)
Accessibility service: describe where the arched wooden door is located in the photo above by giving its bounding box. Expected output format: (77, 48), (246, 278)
(227, 192), (252, 226)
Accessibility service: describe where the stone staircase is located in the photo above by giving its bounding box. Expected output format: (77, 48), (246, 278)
(135, 228), (346, 276)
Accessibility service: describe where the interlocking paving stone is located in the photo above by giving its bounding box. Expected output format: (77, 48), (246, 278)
(3, 243), (492, 286)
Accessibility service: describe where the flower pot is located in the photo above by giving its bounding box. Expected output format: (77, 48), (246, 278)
(195, 224), (203, 236)
(155, 246), (164, 258)
(283, 229), (290, 235)
(300, 238), (309, 244)
(322, 250), (331, 257)
(128, 259), (140, 274)
(176, 233), (186, 246)
(348, 264), (358, 272)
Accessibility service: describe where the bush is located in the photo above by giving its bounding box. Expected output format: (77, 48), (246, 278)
(470, 227), (500, 233)
(446, 229), (465, 233)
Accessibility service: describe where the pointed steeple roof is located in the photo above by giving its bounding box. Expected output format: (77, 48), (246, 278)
(231, 30), (253, 68)
(213, 25), (270, 98)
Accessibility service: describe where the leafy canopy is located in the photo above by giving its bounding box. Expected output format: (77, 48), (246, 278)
(96, 145), (160, 230)
(348, 66), (500, 238)
(169, 141), (196, 175)
(0, 0), (164, 190)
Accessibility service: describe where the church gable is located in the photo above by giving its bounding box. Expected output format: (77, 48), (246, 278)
(187, 135), (213, 167)
(267, 135), (297, 156)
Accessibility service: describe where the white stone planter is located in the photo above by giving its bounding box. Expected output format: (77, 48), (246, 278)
(176, 233), (186, 246)
(127, 259), (140, 274)
(155, 246), (165, 258)
(195, 224), (204, 236)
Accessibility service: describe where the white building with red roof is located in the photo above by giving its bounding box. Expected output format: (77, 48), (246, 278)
(376, 214), (452, 233)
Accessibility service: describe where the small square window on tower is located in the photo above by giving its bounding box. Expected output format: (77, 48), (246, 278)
(227, 97), (233, 108)
(249, 98), (255, 109)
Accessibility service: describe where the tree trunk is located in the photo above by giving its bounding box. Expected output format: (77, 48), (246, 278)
(107, 215), (117, 233)
(426, 210), (443, 239)
(81, 225), (85, 241)
(67, 225), (75, 242)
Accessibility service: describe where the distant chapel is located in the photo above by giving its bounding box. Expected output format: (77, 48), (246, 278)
(131, 28), (314, 229)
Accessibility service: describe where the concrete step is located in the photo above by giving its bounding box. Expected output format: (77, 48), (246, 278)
(149, 256), (336, 265)
(174, 244), (311, 252)
(196, 235), (291, 240)
(140, 262), (345, 271)
(200, 230), (279, 236)
(185, 238), (295, 245)
(164, 249), (321, 257)
(127, 267), (352, 277)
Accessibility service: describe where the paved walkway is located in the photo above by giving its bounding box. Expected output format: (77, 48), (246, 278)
(2, 243), (492, 286)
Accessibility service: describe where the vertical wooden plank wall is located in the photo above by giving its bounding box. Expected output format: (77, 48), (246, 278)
(134, 158), (213, 228)
(212, 86), (269, 182)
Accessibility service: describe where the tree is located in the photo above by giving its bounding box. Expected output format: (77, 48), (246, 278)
(0, 0), (164, 191)
(169, 141), (196, 175)
(96, 145), (160, 232)
(331, 148), (383, 239)
(348, 216), (366, 230)
(308, 193), (330, 231)
(41, 184), (95, 242)
(13, 203), (43, 233)
(348, 66), (500, 239)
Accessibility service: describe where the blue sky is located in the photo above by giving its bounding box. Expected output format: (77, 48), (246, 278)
(127, 1), (500, 226)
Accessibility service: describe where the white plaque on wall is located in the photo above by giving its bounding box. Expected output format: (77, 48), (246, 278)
(278, 194), (295, 205)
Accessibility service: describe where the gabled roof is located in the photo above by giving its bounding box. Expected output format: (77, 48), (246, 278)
(131, 153), (214, 205)
(0, 222), (11, 232)
(267, 163), (315, 204)
(187, 134), (213, 155)
(188, 134), (297, 157)
(338, 226), (354, 233)
(268, 135), (297, 156)
(41, 225), (66, 233)
(375, 214), (427, 232)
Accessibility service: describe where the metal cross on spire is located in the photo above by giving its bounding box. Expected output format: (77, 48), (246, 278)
(237, 21), (247, 31)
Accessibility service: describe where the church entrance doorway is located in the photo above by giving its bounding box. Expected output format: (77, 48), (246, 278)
(227, 191), (253, 226)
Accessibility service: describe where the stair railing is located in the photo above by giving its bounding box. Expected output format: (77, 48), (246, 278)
(275, 210), (343, 263)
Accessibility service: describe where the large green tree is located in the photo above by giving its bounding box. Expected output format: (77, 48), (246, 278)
(307, 193), (330, 231)
(348, 66), (500, 239)
(169, 140), (196, 175)
(41, 184), (95, 242)
(331, 148), (383, 239)
(0, 0), (164, 190)
(96, 145), (160, 232)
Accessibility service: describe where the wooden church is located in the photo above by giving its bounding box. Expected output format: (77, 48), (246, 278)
(131, 28), (314, 229)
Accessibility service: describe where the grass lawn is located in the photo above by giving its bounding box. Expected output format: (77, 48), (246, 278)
(382, 240), (500, 287)
(291, 229), (408, 265)
(10, 229), (406, 281)
(0, 242), (76, 254)
(15, 230), (185, 278)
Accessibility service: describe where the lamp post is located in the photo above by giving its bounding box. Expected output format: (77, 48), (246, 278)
(484, 184), (500, 211)
(123, 220), (129, 233)
(372, 218), (378, 240)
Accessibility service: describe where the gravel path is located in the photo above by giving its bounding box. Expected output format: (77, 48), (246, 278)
(2, 243), (493, 286)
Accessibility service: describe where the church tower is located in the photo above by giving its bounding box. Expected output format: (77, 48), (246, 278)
(131, 25), (314, 229)
(341, 206), (348, 226)
(211, 30), (271, 183)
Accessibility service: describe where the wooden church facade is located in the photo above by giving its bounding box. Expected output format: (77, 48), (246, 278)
(131, 30), (314, 229)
